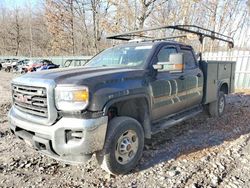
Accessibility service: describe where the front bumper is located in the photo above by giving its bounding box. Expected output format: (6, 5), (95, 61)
(8, 107), (108, 164)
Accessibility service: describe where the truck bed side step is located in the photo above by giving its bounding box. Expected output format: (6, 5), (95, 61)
(151, 106), (203, 135)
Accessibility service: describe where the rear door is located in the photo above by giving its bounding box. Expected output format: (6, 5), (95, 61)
(150, 45), (188, 120)
(180, 47), (203, 108)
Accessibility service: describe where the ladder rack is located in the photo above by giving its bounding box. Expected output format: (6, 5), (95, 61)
(107, 25), (234, 48)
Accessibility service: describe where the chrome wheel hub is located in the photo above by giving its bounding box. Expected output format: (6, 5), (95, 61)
(115, 130), (139, 165)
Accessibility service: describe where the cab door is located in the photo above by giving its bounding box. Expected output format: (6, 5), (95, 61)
(180, 47), (203, 108)
(150, 45), (188, 121)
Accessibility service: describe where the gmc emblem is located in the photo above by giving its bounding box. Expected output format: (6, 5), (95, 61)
(16, 94), (31, 104)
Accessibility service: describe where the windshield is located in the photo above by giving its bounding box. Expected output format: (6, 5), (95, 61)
(86, 45), (152, 68)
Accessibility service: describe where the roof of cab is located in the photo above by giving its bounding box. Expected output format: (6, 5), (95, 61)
(114, 40), (192, 49)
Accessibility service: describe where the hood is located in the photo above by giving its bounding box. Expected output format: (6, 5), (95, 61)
(17, 66), (145, 86)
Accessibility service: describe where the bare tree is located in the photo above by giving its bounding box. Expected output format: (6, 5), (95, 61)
(90, 0), (111, 53)
(45, 0), (72, 55)
(74, 0), (92, 54)
(0, 0), (249, 56)
(0, 5), (8, 55)
(137, 0), (169, 29)
(11, 8), (24, 56)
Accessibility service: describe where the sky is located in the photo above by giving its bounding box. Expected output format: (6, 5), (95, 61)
(0, 0), (38, 9)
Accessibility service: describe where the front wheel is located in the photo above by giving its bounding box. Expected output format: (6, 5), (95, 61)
(96, 117), (144, 175)
(208, 91), (226, 117)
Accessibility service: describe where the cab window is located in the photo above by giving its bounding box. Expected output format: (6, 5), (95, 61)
(156, 47), (178, 71)
(157, 47), (177, 63)
(181, 49), (197, 69)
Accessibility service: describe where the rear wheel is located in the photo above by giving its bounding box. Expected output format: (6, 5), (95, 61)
(96, 116), (144, 175)
(209, 91), (226, 117)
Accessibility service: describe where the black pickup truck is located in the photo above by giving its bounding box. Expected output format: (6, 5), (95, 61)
(8, 25), (236, 175)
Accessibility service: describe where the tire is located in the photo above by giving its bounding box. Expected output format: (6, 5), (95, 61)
(96, 116), (144, 175)
(209, 91), (226, 117)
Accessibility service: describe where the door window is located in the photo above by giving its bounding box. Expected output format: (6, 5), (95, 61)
(157, 47), (177, 62)
(181, 49), (197, 69)
(157, 47), (177, 71)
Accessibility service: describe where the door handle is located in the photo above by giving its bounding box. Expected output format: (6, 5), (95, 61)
(197, 73), (202, 77)
(179, 75), (185, 80)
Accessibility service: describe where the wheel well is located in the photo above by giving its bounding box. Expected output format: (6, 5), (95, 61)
(220, 83), (229, 94)
(107, 98), (151, 139)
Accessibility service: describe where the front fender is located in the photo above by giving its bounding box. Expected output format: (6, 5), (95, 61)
(102, 93), (151, 115)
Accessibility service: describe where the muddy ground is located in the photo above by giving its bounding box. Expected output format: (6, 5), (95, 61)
(1, 71), (250, 188)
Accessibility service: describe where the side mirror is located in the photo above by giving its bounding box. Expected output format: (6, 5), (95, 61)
(153, 53), (184, 73)
(152, 63), (163, 70)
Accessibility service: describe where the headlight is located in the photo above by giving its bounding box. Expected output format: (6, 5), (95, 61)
(55, 86), (89, 111)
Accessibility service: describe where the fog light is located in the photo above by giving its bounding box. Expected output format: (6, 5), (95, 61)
(65, 130), (83, 143)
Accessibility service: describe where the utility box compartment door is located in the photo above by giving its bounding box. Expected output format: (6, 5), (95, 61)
(218, 62), (232, 80)
(200, 61), (218, 104)
(200, 60), (236, 104)
(230, 62), (236, 93)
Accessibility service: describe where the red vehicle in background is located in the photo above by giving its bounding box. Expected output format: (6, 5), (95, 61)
(23, 60), (47, 73)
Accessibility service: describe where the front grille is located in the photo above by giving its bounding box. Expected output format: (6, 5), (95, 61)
(12, 84), (48, 118)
